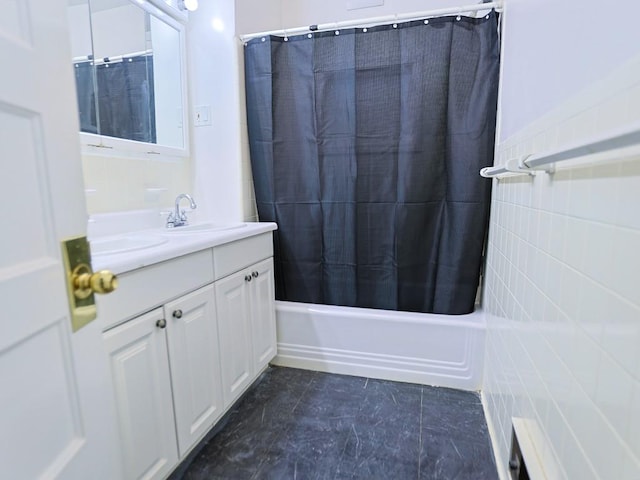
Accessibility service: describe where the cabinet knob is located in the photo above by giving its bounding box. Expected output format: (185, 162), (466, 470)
(252, 271), (259, 278)
(156, 318), (167, 329)
(173, 309), (183, 319)
(245, 274), (252, 282)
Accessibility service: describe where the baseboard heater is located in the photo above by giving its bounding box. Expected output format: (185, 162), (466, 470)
(509, 418), (558, 480)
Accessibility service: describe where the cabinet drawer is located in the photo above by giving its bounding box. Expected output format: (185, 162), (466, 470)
(97, 249), (214, 331)
(213, 233), (273, 280)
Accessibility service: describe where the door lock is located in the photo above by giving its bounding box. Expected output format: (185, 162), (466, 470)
(72, 264), (118, 299)
(62, 236), (118, 332)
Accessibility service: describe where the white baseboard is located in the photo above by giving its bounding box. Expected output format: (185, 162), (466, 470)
(271, 301), (486, 391)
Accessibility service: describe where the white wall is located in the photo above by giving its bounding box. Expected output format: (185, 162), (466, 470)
(67, 3), (92, 58)
(235, 0), (281, 36)
(498, 0), (640, 140)
(187, 0), (245, 223)
(483, 0), (640, 478)
(91, 4), (148, 58)
(236, 0), (469, 35)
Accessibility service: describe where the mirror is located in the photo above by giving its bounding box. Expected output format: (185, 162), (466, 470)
(67, 0), (185, 151)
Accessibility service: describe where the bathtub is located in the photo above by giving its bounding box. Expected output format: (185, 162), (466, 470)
(271, 301), (486, 391)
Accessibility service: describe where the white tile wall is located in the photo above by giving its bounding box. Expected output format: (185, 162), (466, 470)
(81, 154), (191, 214)
(482, 55), (640, 479)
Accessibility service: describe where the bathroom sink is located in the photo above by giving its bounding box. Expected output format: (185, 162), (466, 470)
(91, 234), (168, 256)
(163, 222), (247, 234)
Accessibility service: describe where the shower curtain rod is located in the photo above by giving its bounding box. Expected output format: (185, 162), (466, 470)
(239, 1), (502, 42)
(72, 49), (152, 64)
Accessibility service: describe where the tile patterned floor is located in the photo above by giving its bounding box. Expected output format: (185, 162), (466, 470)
(175, 367), (498, 480)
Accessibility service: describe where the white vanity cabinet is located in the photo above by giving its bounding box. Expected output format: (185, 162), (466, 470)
(248, 258), (277, 373)
(163, 285), (224, 457)
(164, 285), (223, 457)
(215, 268), (253, 407)
(100, 250), (221, 480)
(97, 228), (277, 479)
(103, 308), (179, 480)
(214, 234), (277, 408)
(105, 285), (223, 479)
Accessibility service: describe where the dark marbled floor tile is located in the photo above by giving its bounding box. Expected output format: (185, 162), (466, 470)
(333, 379), (423, 479)
(421, 386), (488, 439)
(181, 367), (316, 480)
(178, 368), (498, 480)
(251, 423), (351, 479)
(251, 372), (369, 479)
(419, 386), (497, 480)
(289, 372), (367, 424)
(419, 432), (499, 480)
(236, 366), (317, 428)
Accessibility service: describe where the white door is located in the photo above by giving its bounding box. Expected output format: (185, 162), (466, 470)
(215, 271), (253, 407)
(0, 0), (122, 479)
(103, 309), (178, 480)
(250, 258), (277, 371)
(165, 285), (223, 457)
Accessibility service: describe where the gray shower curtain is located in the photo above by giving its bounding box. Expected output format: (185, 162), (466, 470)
(74, 55), (156, 143)
(245, 12), (499, 315)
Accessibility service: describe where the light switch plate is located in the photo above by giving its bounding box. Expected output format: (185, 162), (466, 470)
(347, 0), (383, 10)
(194, 105), (212, 126)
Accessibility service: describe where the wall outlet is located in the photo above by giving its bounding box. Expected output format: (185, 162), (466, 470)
(194, 105), (211, 126)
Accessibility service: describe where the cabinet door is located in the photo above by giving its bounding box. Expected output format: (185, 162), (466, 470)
(164, 284), (223, 457)
(103, 309), (178, 480)
(215, 270), (253, 407)
(249, 258), (277, 372)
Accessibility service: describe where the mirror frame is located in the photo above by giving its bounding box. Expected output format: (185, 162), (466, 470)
(79, 0), (189, 158)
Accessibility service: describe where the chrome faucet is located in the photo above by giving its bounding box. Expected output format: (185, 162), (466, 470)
(166, 193), (197, 228)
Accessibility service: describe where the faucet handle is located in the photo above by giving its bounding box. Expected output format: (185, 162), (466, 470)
(179, 209), (188, 222)
(166, 211), (176, 227)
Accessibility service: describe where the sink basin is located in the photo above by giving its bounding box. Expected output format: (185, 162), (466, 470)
(91, 234), (168, 256)
(164, 222), (247, 234)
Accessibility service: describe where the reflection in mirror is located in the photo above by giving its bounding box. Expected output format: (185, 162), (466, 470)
(67, 0), (98, 134)
(92, 0), (154, 143)
(150, 14), (183, 148)
(68, 0), (185, 150)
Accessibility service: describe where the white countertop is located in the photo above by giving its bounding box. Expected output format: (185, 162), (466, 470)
(91, 222), (277, 275)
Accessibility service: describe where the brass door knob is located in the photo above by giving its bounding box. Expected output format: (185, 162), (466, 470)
(72, 264), (118, 299)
